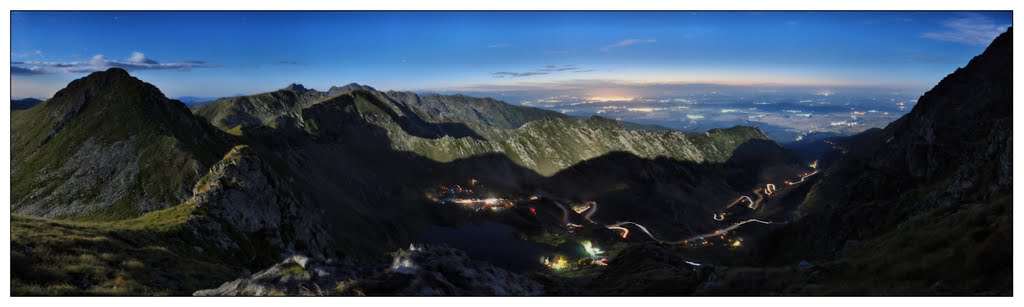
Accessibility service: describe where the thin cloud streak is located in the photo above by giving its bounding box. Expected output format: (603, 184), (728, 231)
(491, 64), (591, 78)
(600, 38), (656, 52)
(922, 15), (1010, 46)
(11, 66), (49, 75)
(11, 52), (218, 75)
(491, 71), (550, 78)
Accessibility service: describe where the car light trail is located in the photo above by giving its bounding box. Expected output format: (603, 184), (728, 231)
(723, 195), (753, 211)
(607, 219), (772, 246)
(602, 224), (626, 238)
(785, 170), (819, 185)
(678, 219), (771, 243)
(582, 201), (598, 219)
(609, 221), (661, 242)
(749, 188), (764, 209)
(552, 201), (570, 224)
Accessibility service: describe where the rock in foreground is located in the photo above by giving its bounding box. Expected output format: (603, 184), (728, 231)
(194, 245), (544, 296)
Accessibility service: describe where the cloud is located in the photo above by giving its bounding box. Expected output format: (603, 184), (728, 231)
(538, 65), (577, 72)
(600, 38), (656, 52)
(277, 60), (303, 65)
(492, 71), (550, 78)
(488, 43), (511, 48)
(491, 64), (592, 78)
(11, 66), (49, 75)
(12, 61), (72, 67)
(922, 15), (1010, 46)
(11, 52), (218, 74)
(128, 51), (158, 64)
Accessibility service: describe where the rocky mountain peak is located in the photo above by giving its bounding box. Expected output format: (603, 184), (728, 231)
(283, 83), (312, 93)
(327, 83), (377, 96)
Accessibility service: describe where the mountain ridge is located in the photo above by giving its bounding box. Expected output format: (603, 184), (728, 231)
(11, 68), (233, 219)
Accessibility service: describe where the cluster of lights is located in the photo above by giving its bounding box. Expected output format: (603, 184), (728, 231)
(587, 96), (636, 102)
(541, 241), (610, 271)
(541, 255), (570, 270)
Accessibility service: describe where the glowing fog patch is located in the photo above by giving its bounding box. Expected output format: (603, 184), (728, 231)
(581, 241), (604, 259)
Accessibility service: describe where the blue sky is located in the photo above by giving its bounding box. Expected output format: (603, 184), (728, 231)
(10, 11), (1012, 99)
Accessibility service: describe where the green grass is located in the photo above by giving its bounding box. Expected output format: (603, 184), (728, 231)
(225, 125), (244, 136)
(11, 204), (243, 296)
(10, 71), (231, 220)
(823, 195), (1012, 295)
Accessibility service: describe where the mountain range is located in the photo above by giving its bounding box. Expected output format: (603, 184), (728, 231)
(9, 28), (1012, 296)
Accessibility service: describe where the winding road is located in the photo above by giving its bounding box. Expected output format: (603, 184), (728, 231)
(606, 219), (773, 245)
(785, 170), (818, 185)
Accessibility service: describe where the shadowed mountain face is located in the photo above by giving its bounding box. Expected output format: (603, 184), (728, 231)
(712, 28), (1013, 296)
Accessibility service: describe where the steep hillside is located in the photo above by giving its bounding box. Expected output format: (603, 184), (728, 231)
(10, 68), (232, 220)
(12, 143), (337, 295)
(714, 27), (1013, 295)
(384, 115), (773, 176)
(383, 91), (569, 130)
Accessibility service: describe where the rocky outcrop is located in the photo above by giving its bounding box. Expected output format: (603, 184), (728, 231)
(185, 145), (333, 260)
(195, 245), (544, 296)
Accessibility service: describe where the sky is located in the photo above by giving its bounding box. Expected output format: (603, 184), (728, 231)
(10, 11), (1012, 99)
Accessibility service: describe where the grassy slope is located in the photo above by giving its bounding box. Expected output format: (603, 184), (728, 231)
(823, 195), (1012, 295)
(10, 69), (230, 220)
(11, 204), (243, 296)
(381, 115), (769, 176)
